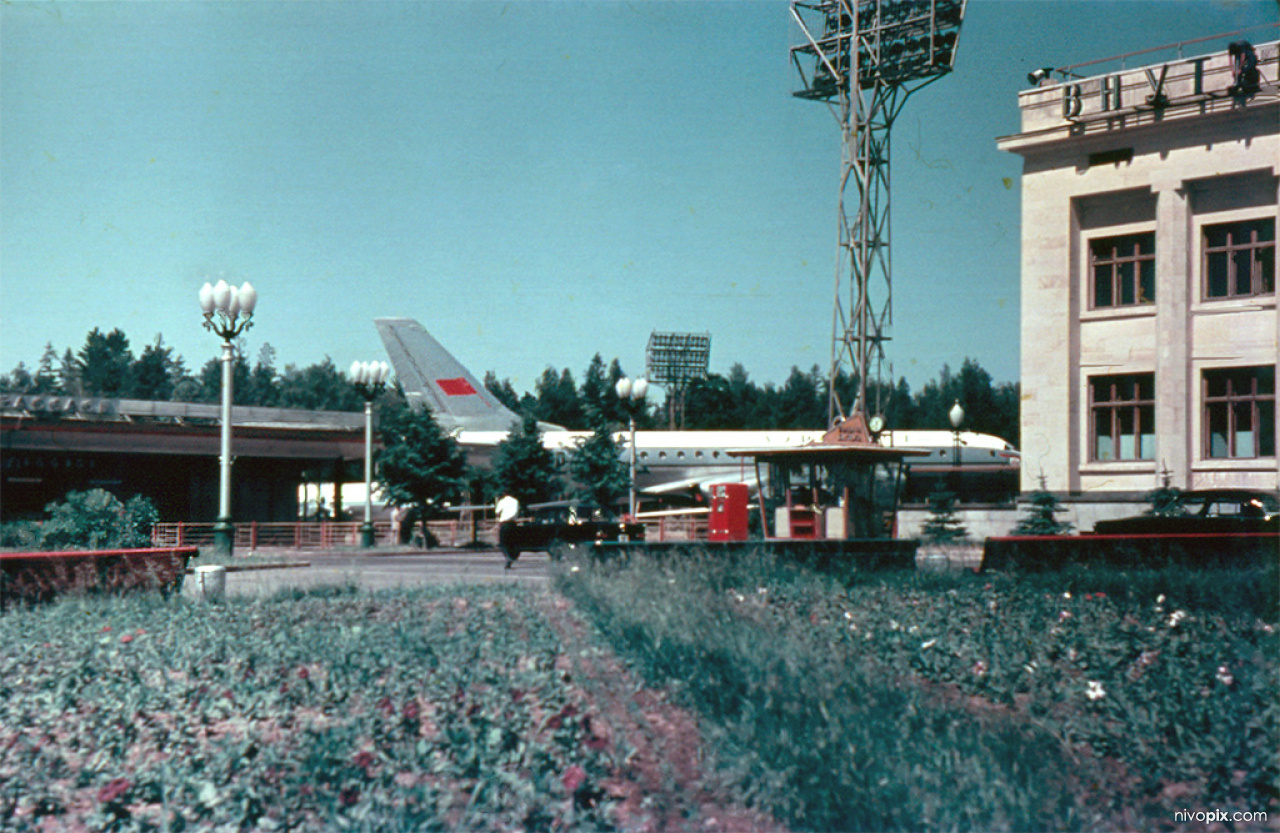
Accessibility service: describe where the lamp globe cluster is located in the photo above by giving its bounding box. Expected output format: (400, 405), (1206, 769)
(199, 279), (257, 338)
(350, 360), (391, 393)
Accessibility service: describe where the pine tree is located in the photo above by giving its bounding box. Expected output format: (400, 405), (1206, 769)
(78, 327), (133, 397)
(377, 404), (468, 547)
(568, 412), (629, 509)
(1146, 468), (1185, 517)
(131, 336), (176, 401)
(921, 488), (968, 543)
(491, 413), (561, 507)
(1014, 476), (1073, 536)
(34, 343), (61, 393)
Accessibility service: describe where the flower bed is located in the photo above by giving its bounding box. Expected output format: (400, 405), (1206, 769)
(0, 547), (195, 610)
(0, 585), (619, 830)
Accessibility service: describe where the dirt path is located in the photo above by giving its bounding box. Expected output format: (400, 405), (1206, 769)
(539, 592), (789, 833)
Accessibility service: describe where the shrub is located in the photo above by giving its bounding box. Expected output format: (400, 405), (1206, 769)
(37, 489), (159, 550)
(0, 520), (41, 550)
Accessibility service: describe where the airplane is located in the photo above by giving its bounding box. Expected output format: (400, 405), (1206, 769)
(374, 317), (1020, 506)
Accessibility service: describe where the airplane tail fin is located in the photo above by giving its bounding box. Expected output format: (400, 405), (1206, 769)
(374, 318), (521, 432)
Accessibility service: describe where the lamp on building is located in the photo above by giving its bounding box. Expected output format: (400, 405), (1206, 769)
(351, 360), (391, 548)
(199, 279), (257, 558)
(1027, 67), (1055, 86)
(614, 376), (649, 519)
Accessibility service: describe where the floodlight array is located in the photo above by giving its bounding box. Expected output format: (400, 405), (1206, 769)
(792, 0), (966, 100)
(645, 332), (711, 386)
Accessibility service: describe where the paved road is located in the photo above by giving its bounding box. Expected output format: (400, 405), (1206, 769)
(186, 549), (552, 599)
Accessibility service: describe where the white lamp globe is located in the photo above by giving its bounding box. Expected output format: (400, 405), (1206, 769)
(212, 280), (231, 313)
(949, 400), (965, 430)
(615, 378), (632, 400)
(632, 378), (649, 400)
(199, 283), (216, 314)
(350, 360), (364, 383)
(238, 282), (257, 315)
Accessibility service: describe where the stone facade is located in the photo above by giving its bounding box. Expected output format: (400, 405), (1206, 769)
(998, 39), (1278, 511)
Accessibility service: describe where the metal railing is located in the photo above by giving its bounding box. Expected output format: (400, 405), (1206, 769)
(152, 516), (710, 550)
(151, 521), (500, 550)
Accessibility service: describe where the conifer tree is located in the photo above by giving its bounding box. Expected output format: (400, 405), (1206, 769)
(1146, 468), (1185, 517)
(1013, 475), (1073, 536)
(921, 488), (968, 543)
(568, 412), (629, 508)
(377, 404), (468, 547)
(491, 413), (560, 507)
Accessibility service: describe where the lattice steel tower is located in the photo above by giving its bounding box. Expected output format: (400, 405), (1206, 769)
(790, 0), (967, 428)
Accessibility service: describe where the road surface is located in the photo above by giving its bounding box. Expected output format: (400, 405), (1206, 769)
(186, 548), (552, 599)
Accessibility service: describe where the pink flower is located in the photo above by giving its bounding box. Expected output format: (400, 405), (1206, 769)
(297, 666), (310, 680)
(562, 764), (587, 794)
(97, 778), (131, 804)
(120, 634), (134, 644)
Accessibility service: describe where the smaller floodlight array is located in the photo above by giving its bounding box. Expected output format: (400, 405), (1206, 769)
(350, 361), (392, 398)
(199, 279), (258, 340)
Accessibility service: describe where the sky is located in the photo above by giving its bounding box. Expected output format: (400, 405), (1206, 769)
(2, 0), (1276, 397)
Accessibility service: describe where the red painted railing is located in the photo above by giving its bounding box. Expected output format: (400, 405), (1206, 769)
(150, 521), (499, 549)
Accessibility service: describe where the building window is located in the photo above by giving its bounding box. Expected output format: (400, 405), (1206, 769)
(1090, 374), (1155, 461)
(1090, 232), (1155, 308)
(1204, 219), (1275, 299)
(1204, 366), (1275, 459)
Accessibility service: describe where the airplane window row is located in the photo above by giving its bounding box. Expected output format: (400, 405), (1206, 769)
(638, 450), (722, 460)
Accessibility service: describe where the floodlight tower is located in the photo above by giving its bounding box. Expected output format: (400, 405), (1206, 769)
(646, 331), (711, 430)
(790, 0), (967, 428)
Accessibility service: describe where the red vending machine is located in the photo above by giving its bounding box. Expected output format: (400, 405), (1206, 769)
(708, 483), (751, 541)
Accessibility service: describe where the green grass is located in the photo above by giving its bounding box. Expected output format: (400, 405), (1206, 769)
(0, 585), (616, 831)
(555, 551), (1280, 831)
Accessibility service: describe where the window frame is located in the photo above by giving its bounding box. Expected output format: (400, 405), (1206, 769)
(1089, 373), (1156, 462)
(1203, 366), (1276, 459)
(1202, 218), (1276, 301)
(1088, 231), (1157, 310)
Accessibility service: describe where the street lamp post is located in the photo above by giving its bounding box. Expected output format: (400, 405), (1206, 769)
(351, 360), (391, 547)
(949, 399), (965, 496)
(199, 279), (257, 558)
(614, 376), (649, 519)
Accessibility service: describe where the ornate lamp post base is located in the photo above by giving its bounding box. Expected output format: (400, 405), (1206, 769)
(360, 521), (377, 548)
(212, 518), (235, 558)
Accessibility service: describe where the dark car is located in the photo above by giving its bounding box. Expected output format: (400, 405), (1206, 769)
(1091, 489), (1279, 535)
(498, 501), (645, 566)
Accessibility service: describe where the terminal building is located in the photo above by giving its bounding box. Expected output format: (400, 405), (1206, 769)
(996, 35), (1278, 530)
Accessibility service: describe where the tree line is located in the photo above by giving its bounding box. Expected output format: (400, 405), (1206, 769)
(2, 326), (1019, 445)
(1, 328), (366, 412)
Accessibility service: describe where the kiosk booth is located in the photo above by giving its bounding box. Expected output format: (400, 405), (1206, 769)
(728, 414), (929, 542)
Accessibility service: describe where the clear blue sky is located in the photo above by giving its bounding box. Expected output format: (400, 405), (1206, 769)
(2, 1), (1275, 395)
